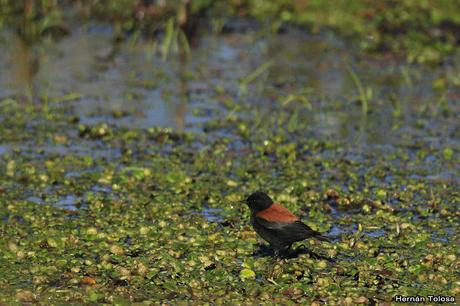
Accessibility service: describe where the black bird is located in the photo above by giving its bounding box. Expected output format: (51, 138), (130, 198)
(246, 191), (330, 256)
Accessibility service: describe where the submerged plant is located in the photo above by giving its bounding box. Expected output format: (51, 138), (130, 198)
(161, 17), (191, 61)
(239, 60), (273, 95)
(346, 64), (372, 115)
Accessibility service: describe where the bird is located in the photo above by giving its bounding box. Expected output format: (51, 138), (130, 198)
(245, 191), (330, 257)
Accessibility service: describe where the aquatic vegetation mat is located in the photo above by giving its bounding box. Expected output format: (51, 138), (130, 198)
(0, 87), (458, 304)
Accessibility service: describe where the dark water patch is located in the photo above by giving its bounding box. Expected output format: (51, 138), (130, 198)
(431, 234), (449, 243)
(326, 222), (387, 239)
(327, 224), (344, 238)
(199, 207), (224, 223)
(426, 171), (460, 184)
(363, 228), (386, 238)
(27, 193), (80, 210)
(64, 171), (84, 179)
(55, 194), (80, 211)
(0, 145), (9, 155)
(434, 227), (457, 242)
(5, 143), (123, 160)
(2, 214), (26, 224)
(26, 196), (44, 205)
(91, 185), (112, 193)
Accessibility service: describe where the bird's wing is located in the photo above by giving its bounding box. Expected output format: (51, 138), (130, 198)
(253, 216), (291, 230)
(255, 203), (299, 222)
(254, 217), (330, 242)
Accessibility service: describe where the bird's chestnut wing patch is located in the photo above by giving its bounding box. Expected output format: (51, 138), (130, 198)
(255, 203), (299, 222)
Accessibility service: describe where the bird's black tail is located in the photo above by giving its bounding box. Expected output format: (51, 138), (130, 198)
(315, 233), (332, 242)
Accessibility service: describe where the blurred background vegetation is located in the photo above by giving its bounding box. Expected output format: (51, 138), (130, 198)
(1, 0), (460, 63)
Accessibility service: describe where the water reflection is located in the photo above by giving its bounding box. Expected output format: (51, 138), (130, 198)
(7, 35), (39, 99)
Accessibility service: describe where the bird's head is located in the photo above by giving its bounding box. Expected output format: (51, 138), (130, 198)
(245, 191), (273, 212)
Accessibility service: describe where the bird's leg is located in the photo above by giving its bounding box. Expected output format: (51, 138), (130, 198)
(275, 245), (291, 259)
(274, 247), (288, 258)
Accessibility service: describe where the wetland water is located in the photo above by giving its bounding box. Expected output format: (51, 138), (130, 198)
(1, 26), (458, 135)
(0, 23), (459, 304)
